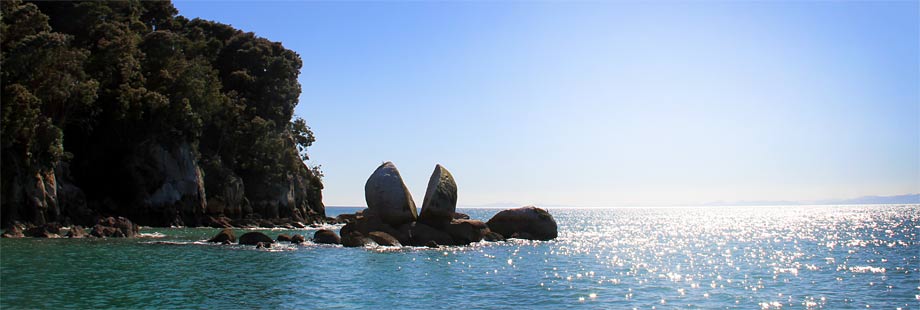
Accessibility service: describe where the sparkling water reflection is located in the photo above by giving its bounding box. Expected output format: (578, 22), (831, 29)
(1, 205), (917, 309)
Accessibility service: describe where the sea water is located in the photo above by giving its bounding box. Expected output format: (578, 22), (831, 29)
(1, 205), (917, 309)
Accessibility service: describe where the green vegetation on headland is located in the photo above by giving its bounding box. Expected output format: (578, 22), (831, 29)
(1, 0), (324, 229)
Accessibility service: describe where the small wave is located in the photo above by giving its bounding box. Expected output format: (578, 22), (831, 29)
(240, 223), (345, 231)
(848, 266), (886, 274)
(138, 232), (167, 238)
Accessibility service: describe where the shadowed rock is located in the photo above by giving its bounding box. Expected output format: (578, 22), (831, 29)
(418, 164), (458, 228)
(364, 162), (417, 226)
(368, 231), (401, 246)
(277, 234), (293, 242)
(239, 232), (274, 245)
(25, 223), (62, 238)
(341, 231), (371, 247)
(482, 231), (505, 242)
(291, 234), (305, 243)
(408, 222), (454, 246)
(313, 229), (340, 244)
(91, 217), (139, 238)
(445, 219), (489, 245)
(486, 206), (558, 241)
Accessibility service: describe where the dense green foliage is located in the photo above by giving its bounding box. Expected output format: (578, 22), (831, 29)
(1, 1), (323, 226)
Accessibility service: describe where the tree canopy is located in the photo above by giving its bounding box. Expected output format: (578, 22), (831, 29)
(1, 0), (323, 227)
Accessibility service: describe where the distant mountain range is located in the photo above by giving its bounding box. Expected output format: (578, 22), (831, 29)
(702, 194), (920, 206)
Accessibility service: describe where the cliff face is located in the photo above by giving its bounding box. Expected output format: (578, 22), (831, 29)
(0, 1), (325, 228)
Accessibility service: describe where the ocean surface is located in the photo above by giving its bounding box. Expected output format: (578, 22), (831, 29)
(1, 205), (918, 309)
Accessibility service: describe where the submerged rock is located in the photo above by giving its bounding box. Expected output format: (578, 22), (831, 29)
(364, 162), (417, 226)
(486, 206), (558, 241)
(313, 229), (340, 244)
(418, 164), (458, 228)
(368, 231), (401, 246)
(208, 228), (236, 243)
(239, 232), (274, 245)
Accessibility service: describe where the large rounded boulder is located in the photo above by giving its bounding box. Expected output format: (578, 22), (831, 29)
(313, 229), (341, 244)
(486, 206), (558, 241)
(208, 228), (236, 243)
(364, 162), (417, 226)
(239, 232), (274, 245)
(418, 164), (458, 228)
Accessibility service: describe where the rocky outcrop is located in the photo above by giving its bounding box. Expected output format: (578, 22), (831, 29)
(365, 162), (417, 226)
(1, 224), (25, 238)
(120, 142), (207, 227)
(1, 159), (60, 227)
(239, 232), (274, 245)
(25, 223), (62, 238)
(418, 164), (458, 228)
(291, 234), (305, 244)
(89, 217), (139, 238)
(277, 234), (293, 242)
(486, 206), (558, 241)
(66, 226), (87, 238)
(1, 144), (326, 230)
(208, 228), (236, 243)
(314, 229), (341, 244)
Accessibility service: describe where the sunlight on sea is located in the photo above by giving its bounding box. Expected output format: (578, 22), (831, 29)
(1, 205), (917, 309)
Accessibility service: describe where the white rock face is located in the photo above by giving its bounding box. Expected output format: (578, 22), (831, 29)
(364, 162), (417, 226)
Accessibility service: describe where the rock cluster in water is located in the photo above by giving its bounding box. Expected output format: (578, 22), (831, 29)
(1, 216), (139, 239)
(330, 162), (558, 247)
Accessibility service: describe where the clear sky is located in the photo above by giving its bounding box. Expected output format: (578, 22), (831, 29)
(174, 1), (919, 207)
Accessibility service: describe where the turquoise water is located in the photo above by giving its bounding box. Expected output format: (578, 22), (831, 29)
(1, 205), (918, 309)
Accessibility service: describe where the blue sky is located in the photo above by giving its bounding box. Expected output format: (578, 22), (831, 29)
(174, 1), (918, 207)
